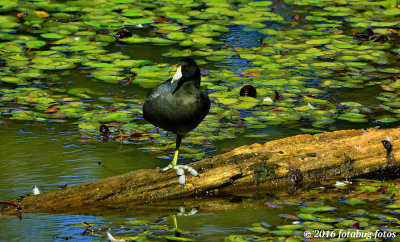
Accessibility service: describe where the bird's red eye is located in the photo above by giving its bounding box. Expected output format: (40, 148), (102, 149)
(185, 66), (189, 71)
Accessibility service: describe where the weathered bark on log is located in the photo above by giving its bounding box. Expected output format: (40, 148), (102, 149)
(3, 127), (400, 215)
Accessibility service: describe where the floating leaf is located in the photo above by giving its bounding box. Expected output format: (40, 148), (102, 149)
(25, 40), (46, 48)
(276, 225), (303, 230)
(374, 116), (399, 123)
(337, 113), (368, 123)
(341, 198), (367, 206)
(387, 203), (400, 209)
(304, 222), (334, 230)
(118, 36), (150, 43)
(300, 207), (318, 214)
(298, 213), (317, 220)
(247, 226), (269, 233)
(164, 236), (194, 241)
(315, 206), (337, 212)
(41, 33), (64, 39)
(167, 32), (188, 41)
(269, 230), (295, 236)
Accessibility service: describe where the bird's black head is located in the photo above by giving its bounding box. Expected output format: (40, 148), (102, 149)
(179, 57), (200, 81)
(171, 57), (201, 94)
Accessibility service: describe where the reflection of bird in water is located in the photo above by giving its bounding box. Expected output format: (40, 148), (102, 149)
(177, 206), (199, 216)
(143, 58), (210, 186)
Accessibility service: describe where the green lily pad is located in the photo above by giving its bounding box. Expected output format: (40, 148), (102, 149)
(121, 8), (144, 17)
(269, 230), (296, 236)
(356, 186), (379, 193)
(32, 57), (54, 65)
(10, 109), (35, 120)
(306, 39), (331, 45)
(336, 219), (358, 227)
(387, 203), (400, 209)
(316, 217), (341, 223)
(298, 213), (317, 220)
(167, 32), (188, 41)
(300, 207), (318, 214)
(164, 236), (194, 241)
(118, 36), (150, 43)
(276, 225), (303, 230)
(248, 1), (272, 7)
(315, 206), (337, 212)
(25, 40), (46, 48)
(148, 37), (176, 45)
(41, 33), (64, 39)
(371, 21), (399, 27)
(341, 198), (366, 205)
(374, 116), (398, 123)
(1, 76), (26, 84)
(304, 222), (334, 230)
(247, 226), (269, 233)
(337, 112), (368, 123)
(383, 7), (400, 16)
(191, 36), (219, 45)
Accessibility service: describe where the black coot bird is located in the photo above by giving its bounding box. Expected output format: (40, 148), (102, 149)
(143, 58), (210, 186)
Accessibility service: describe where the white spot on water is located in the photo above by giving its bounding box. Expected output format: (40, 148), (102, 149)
(33, 186), (40, 195)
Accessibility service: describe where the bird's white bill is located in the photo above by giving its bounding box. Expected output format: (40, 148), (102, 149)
(171, 65), (182, 83)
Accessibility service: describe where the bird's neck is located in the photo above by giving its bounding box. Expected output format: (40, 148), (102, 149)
(185, 79), (200, 89)
(183, 76), (201, 88)
(174, 79), (200, 96)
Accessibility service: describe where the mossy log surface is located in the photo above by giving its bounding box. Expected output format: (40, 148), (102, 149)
(2, 127), (399, 215)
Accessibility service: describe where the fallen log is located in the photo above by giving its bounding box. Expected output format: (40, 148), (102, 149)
(2, 127), (399, 215)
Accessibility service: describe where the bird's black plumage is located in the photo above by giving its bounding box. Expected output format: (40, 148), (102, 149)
(143, 58), (210, 137)
(142, 58), (210, 185)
